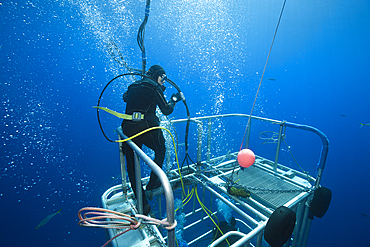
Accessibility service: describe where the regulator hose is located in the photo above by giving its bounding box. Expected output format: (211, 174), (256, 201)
(137, 0), (151, 74)
(96, 73), (147, 142)
(167, 78), (194, 170)
(96, 73), (191, 162)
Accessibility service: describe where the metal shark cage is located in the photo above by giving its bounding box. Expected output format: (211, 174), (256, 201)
(101, 113), (330, 247)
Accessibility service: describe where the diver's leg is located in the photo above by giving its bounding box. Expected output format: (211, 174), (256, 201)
(122, 122), (151, 214)
(145, 128), (166, 189)
(124, 143), (150, 211)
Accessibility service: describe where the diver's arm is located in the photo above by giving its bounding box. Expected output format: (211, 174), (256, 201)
(123, 91), (128, 102)
(155, 89), (176, 116)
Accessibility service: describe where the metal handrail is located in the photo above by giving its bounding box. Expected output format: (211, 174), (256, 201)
(116, 127), (175, 247)
(209, 231), (247, 247)
(164, 113), (329, 187)
(283, 121), (329, 187)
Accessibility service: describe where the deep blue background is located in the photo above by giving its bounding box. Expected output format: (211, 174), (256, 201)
(1, 0), (369, 246)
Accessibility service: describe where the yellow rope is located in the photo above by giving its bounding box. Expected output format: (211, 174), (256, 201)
(94, 104), (187, 195)
(194, 188), (230, 246)
(117, 126), (186, 195)
(93, 106), (144, 120)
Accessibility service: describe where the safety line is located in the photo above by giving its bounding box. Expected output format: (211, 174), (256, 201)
(240, 0), (287, 151)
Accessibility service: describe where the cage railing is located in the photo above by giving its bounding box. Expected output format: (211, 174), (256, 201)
(165, 113), (329, 187)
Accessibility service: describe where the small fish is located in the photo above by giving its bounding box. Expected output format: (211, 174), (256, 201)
(265, 78), (276, 81)
(360, 123), (370, 128)
(35, 207), (62, 230)
(361, 213), (370, 217)
(340, 114), (346, 117)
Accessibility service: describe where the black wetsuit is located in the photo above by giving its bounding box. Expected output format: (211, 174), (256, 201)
(121, 78), (176, 209)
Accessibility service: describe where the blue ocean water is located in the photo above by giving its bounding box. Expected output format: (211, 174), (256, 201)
(1, 0), (369, 246)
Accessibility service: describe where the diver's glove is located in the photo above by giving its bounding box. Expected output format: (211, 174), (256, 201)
(171, 93), (182, 103)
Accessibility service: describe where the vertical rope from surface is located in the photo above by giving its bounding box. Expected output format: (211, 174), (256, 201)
(239, 0), (287, 151)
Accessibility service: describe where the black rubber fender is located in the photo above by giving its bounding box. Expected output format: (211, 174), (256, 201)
(309, 186), (332, 218)
(264, 206), (296, 247)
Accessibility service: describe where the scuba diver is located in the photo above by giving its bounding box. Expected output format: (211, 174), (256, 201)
(121, 65), (182, 215)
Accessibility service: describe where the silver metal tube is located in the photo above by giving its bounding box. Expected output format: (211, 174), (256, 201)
(292, 200), (306, 247)
(197, 121), (203, 165)
(201, 186), (205, 220)
(185, 207), (202, 218)
(117, 129), (175, 247)
(255, 232), (263, 247)
(273, 124), (284, 172)
(207, 118), (212, 163)
(301, 216), (312, 247)
(118, 137), (127, 195)
(165, 121), (172, 171)
(291, 203), (303, 247)
(192, 185), (196, 213)
(284, 191), (310, 209)
(187, 229), (213, 246)
(134, 151), (143, 214)
(314, 168), (324, 188)
(209, 231), (247, 247)
(228, 221), (267, 247)
(158, 195), (162, 225)
(183, 210), (218, 231)
(298, 202), (312, 247)
(235, 218), (253, 231)
(240, 196), (273, 218)
(167, 113), (281, 124)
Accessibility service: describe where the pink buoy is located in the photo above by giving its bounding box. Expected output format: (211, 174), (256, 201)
(237, 149), (255, 168)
